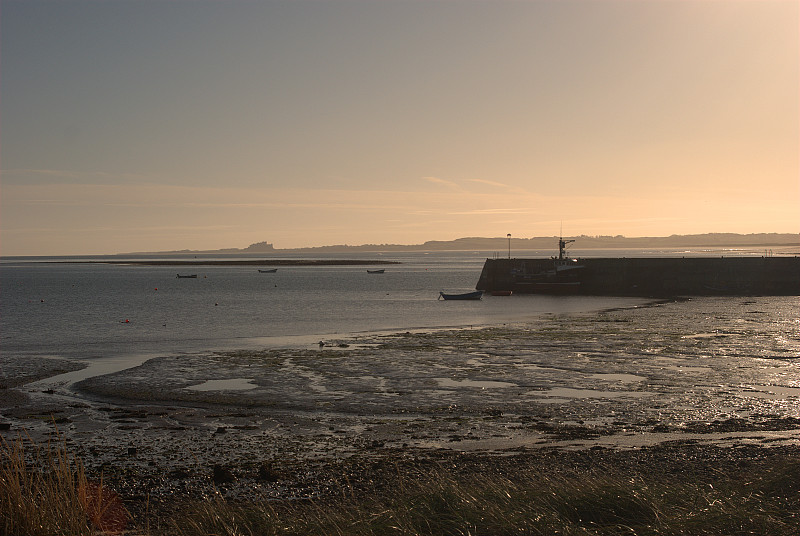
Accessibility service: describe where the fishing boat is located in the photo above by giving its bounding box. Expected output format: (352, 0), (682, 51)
(439, 290), (483, 300)
(511, 238), (584, 294)
(176, 274), (198, 278)
(258, 269), (278, 273)
(367, 269), (385, 274)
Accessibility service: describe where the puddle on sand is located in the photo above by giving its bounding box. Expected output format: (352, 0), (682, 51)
(739, 385), (800, 399)
(682, 333), (728, 339)
(664, 365), (711, 373)
(531, 387), (652, 399)
(590, 373), (646, 383)
(435, 378), (515, 389)
(186, 378), (258, 391)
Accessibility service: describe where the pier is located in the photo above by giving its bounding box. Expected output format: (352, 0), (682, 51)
(476, 256), (800, 296)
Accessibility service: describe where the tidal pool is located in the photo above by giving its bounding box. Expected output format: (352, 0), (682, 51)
(186, 378), (258, 391)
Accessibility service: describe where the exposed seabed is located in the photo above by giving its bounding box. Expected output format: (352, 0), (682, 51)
(1, 297), (798, 506)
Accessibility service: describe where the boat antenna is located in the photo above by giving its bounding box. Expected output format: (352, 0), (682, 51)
(558, 232), (575, 260)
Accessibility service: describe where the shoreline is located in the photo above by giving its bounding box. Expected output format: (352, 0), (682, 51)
(45, 259), (402, 266)
(9, 297), (656, 391)
(4, 295), (797, 387)
(2, 297), (798, 527)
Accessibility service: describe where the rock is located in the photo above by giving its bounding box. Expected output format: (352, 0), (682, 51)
(257, 462), (281, 482)
(213, 465), (236, 484)
(169, 468), (191, 479)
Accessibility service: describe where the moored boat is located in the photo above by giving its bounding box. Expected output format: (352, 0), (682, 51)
(258, 269), (278, 273)
(176, 274), (198, 278)
(511, 238), (584, 294)
(367, 269), (385, 274)
(439, 290), (483, 300)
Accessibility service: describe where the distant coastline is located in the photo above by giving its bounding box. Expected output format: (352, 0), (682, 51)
(83, 259), (400, 267)
(121, 233), (799, 256)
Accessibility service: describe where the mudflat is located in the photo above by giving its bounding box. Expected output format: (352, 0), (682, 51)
(1, 298), (798, 520)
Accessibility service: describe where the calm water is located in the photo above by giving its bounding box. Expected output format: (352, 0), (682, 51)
(1, 251), (647, 364)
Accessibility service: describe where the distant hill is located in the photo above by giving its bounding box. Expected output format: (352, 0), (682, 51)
(122, 233), (798, 256)
(283, 233), (799, 253)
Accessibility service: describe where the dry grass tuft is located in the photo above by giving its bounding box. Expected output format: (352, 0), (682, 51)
(164, 458), (800, 536)
(2, 435), (798, 536)
(0, 432), (129, 536)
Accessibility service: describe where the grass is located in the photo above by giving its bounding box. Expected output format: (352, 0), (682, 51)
(2, 436), (798, 536)
(165, 457), (799, 536)
(0, 433), (129, 536)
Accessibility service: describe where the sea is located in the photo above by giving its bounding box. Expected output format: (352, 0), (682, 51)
(1, 247), (796, 381)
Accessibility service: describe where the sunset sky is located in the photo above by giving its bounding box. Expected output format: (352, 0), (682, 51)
(1, 0), (798, 256)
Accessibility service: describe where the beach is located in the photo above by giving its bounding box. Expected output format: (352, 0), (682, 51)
(2, 296), (798, 526)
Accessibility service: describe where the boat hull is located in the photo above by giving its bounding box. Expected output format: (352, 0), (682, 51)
(439, 290), (483, 300)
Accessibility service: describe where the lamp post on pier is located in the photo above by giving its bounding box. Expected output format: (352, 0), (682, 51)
(507, 234), (511, 259)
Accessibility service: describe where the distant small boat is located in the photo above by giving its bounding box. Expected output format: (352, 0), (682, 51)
(258, 269), (278, 273)
(367, 269), (385, 274)
(439, 290), (483, 301)
(176, 274), (198, 278)
(490, 290), (513, 296)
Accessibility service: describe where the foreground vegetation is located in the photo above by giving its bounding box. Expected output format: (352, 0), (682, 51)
(2, 435), (798, 536)
(1, 435), (128, 535)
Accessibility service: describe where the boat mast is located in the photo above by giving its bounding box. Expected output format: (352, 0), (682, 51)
(558, 237), (575, 260)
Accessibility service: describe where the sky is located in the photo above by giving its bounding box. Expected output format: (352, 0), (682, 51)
(1, 0), (798, 256)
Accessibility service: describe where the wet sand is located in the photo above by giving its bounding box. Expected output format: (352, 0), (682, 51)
(1, 298), (798, 513)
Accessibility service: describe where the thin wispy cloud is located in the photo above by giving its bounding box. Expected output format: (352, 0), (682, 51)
(447, 208), (538, 216)
(1, 168), (159, 184)
(2, 224), (237, 234)
(467, 178), (512, 189)
(422, 176), (461, 190)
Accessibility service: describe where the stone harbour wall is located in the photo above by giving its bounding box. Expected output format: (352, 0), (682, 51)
(476, 256), (800, 296)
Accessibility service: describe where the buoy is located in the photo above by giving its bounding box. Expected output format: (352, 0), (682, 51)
(125, 319), (129, 323)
